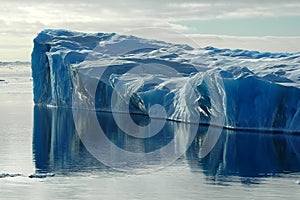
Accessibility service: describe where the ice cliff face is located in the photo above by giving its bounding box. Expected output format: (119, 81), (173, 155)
(31, 29), (300, 131)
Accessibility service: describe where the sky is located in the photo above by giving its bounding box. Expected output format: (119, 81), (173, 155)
(0, 0), (300, 61)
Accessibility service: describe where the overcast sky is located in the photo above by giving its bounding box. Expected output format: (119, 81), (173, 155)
(1, 0), (300, 61)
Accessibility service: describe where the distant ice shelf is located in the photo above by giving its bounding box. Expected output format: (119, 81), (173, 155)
(31, 29), (300, 132)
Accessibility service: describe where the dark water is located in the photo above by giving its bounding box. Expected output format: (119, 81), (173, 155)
(1, 94), (300, 199)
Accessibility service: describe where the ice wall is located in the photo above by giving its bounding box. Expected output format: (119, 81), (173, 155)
(31, 29), (300, 131)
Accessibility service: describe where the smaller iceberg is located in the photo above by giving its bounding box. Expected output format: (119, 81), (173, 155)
(28, 173), (55, 179)
(0, 173), (22, 178)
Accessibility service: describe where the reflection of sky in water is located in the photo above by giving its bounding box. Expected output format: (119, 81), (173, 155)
(33, 106), (300, 184)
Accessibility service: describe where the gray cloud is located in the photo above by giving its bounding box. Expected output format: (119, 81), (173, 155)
(0, 0), (300, 61)
(1, 1), (300, 33)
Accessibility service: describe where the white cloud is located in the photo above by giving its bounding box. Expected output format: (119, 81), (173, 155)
(0, 0), (300, 61)
(187, 34), (300, 53)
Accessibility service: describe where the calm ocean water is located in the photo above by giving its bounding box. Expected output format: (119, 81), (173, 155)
(1, 65), (300, 199)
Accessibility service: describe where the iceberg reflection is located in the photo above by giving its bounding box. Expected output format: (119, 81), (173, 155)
(33, 106), (107, 173)
(33, 106), (300, 181)
(186, 129), (300, 182)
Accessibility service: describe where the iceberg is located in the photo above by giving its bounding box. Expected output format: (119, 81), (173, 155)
(31, 29), (300, 132)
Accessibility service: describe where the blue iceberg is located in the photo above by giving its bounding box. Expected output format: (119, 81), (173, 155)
(31, 29), (300, 132)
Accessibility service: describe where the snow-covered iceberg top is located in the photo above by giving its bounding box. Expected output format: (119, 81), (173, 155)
(31, 29), (300, 132)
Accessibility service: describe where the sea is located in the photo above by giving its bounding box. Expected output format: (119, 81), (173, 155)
(0, 62), (300, 200)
